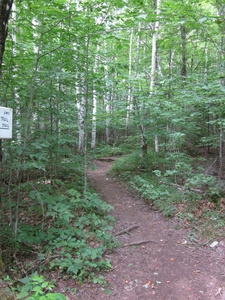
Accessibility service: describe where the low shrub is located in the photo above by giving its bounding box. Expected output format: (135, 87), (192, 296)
(2, 184), (116, 286)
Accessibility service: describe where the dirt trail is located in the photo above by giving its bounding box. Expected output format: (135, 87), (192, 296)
(69, 158), (225, 300)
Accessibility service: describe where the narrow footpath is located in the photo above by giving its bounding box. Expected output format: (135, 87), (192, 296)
(72, 158), (225, 300)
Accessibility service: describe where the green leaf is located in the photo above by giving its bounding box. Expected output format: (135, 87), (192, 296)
(67, 189), (81, 197)
(16, 291), (30, 299)
(47, 293), (67, 300)
(104, 289), (113, 295)
(42, 281), (49, 288)
(32, 286), (42, 293)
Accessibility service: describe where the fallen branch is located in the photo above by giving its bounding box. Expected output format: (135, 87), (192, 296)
(120, 239), (154, 248)
(159, 181), (203, 194)
(114, 224), (139, 237)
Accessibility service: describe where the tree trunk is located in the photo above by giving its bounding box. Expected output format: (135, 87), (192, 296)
(0, 0), (14, 276)
(126, 28), (134, 135)
(217, 3), (225, 178)
(104, 41), (111, 145)
(83, 36), (90, 195)
(76, 90), (86, 152)
(180, 22), (187, 81)
(155, 134), (159, 153)
(148, 0), (161, 155)
(149, 0), (160, 94)
(91, 45), (100, 149)
(168, 49), (175, 99)
(140, 129), (148, 158)
(0, 0), (13, 76)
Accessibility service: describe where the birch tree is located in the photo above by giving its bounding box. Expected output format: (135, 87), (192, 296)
(76, 75), (86, 152)
(91, 45), (100, 149)
(140, 0), (161, 157)
(151, 0), (161, 154)
(126, 28), (134, 135)
(104, 40), (111, 145)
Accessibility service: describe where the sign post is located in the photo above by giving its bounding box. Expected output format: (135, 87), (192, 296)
(0, 106), (13, 227)
(0, 106), (13, 139)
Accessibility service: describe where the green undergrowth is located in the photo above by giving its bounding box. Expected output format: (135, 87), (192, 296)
(109, 151), (225, 241)
(1, 273), (67, 300)
(1, 162), (116, 298)
(93, 137), (139, 158)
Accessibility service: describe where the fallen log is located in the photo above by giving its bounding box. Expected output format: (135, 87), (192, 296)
(97, 157), (118, 162)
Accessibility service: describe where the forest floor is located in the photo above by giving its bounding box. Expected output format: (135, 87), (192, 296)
(59, 157), (225, 300)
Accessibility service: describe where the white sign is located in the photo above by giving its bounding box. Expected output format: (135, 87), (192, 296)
(0, 106), (13, 139)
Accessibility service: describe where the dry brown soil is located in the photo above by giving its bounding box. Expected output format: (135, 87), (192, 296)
(60, 158), (225, 300)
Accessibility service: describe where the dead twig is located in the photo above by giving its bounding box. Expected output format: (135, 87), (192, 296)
(120, 239), (154, 248)
(114, 224), (139, 237)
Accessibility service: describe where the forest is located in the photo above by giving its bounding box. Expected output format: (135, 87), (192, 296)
(0, 0), (225, 298)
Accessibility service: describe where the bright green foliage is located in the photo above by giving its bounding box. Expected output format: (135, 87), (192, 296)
(108, 153), (142, 178)
(16, 273), (66, 299)
(130, 175), (178, 217)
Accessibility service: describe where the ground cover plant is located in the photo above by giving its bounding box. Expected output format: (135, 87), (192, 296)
(0, 156), (116, 299)
(109, 149), (225, 242)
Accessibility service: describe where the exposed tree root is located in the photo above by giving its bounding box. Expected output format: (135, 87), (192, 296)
(114, 224), (139, 237)
(120, 239), (154, 248)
